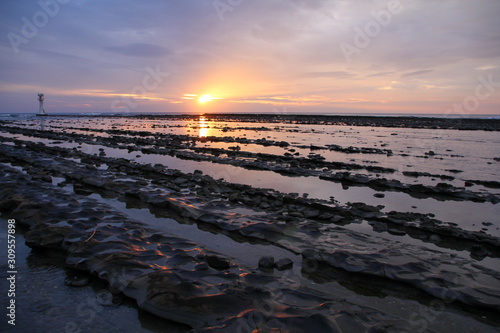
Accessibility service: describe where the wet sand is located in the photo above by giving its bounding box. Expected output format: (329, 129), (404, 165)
(1, 114), (499, 332)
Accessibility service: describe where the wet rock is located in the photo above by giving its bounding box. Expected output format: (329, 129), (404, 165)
(370, 222), (388, 233)
(41, 174), (53, 182)
(403, 171), (429, 178)
(429, 234), (441, 243)
(374, 193), (385, 198)
(25, 225), (72, 249)
(387, 228), (406, 236)
(152, 163), (165, 172)
(331, 215), (343, 223)
(258, 256), (275, 269)
(228, 191), (240, 202)
(196, 262), (209, 270)
(351, 174), (371, 184)
(471, 245), (488, 258)
(82, 176), (106, 188)
(174, 177), (188, 185)
(260, 202), (270, 209)
(333, 312), (370, 332)
(240, 223), (285, 242)
(275, 258), (293, 270)
(472, 180), (500, 189)
(167, 184), (181, 192)
(239, 195), (254, 206)
(0, 196), (22, 212)
(273, 198), (284, 208)
(205, 255), (231, 270)
(436, 182), (453, 190)
(65, 274), (90, 287)
(318, 212), (334, 220)
(349, 202), (380, 213)
(303, 209), (320, 218)
(289, 211), (304, 218)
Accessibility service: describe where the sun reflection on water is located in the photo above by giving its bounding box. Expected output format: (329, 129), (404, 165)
(199, 115), (210, 138)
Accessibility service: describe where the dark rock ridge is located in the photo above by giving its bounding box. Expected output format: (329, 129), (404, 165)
(320, 173), (499, 204)
(0, 165), (415, 332)
(2, 126), (498, 203)
(1, 142), (498, 253)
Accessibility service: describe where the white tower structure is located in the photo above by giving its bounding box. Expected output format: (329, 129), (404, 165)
(37, 93), (47, 116)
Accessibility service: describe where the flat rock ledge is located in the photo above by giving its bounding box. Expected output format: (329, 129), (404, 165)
(0, 165), (412, 332)
(1, 142), (500, 312)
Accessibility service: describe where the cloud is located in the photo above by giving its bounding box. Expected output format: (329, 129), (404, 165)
(400, 70), (434, 78)
(105, 43), (170, 58)
(0, 0), (499, 114)
(366, 72), (395, 77)
(252, 20), (301, 43)
(296, 71), (354, 79)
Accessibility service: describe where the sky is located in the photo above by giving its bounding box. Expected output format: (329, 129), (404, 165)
(1, 0), (499, 115)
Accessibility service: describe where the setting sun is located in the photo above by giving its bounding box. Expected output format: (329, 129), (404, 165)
(198, 94), (213, 103)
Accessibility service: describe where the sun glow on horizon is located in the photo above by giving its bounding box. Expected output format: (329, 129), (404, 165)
(198, 94), (213, 103)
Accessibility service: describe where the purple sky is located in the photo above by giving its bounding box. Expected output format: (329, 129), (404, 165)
(1, 0), (499, 115)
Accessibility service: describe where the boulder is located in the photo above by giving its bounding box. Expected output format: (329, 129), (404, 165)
(206, 255), (231, 270)
(275, 258), (293, 271)
(258, 256), (275, 269)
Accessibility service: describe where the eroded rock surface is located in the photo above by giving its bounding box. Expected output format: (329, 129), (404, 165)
(1, 165), (419, 332)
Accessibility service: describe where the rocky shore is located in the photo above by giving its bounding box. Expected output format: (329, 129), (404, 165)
(2, 163), (499, 331)
(1, 115), (499, 332)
